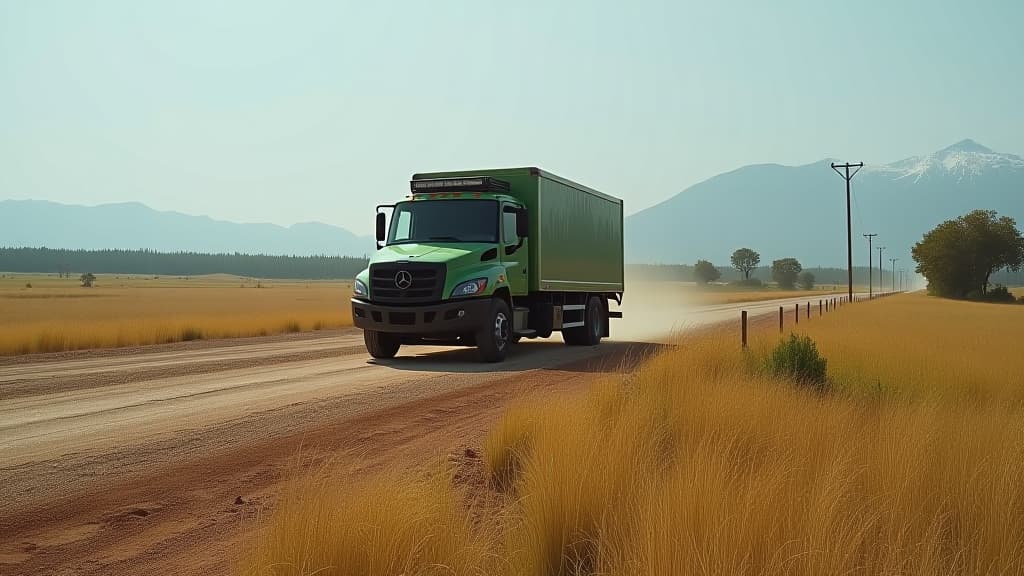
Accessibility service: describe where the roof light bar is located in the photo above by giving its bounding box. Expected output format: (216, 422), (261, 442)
(409, 177), (511, 193)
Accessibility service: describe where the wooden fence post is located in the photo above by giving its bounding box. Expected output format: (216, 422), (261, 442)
(741, 310), (748, 348)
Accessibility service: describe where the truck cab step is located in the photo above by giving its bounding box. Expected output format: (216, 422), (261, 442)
(513, 329), (537, 337)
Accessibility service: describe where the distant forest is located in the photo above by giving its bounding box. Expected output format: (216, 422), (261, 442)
(4, 247), (1020, 285)
(628, 263), (896, 286)
(0, 248), (368, 279)
(631, 263), (1024, 287)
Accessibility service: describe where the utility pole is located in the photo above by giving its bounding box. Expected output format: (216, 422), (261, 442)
(863, 233), (877, 298)
(831, 162), (864, 304)
(877, 246), (886, 294)
(890, 258), (898, 292)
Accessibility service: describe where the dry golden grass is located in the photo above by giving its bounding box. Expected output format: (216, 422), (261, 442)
(689, 288), (843, 305)
(244, 463), (490, 576)
(0, 274), (352, 355)
(245, 293), (1024, 576)
(627, 279), (846, 306)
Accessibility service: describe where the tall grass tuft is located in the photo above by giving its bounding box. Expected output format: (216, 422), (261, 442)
(241, 467), (490, 576)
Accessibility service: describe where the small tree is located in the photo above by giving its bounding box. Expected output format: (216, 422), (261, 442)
(731, 248), (761, 280)
(771, 258), (802, 289)
(80, 272), (96, 287)
(798, 271), (816, 291)
(693, 259), (721, 284)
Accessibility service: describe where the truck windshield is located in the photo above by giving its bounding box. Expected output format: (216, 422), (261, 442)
(387, 200), (498, 244)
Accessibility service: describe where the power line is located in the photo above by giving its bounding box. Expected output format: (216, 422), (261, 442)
(877, 246), (886, 293)
(831, 162), (864, 303)
(863, 233), (877, 298)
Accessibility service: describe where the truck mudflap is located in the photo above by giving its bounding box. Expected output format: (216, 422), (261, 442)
(351, 297), (492, 335)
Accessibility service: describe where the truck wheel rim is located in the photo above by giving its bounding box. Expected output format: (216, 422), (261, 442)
(495, 312), (509, 350)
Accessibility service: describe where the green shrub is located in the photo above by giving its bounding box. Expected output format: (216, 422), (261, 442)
(731, 278), (763, 288)
(766, 334), (828, 390)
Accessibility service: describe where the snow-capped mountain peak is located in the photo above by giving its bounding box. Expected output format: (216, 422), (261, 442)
(939, 138), (993, 154)
(867, 139), (1024, 183)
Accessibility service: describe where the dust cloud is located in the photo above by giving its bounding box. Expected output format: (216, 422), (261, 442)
(608, 278), (703, 343)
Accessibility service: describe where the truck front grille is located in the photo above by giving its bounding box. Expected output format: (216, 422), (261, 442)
(369, 263), (446, 304)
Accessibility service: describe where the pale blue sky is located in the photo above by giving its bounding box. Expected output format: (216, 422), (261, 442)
(2, 0), (1022, 234)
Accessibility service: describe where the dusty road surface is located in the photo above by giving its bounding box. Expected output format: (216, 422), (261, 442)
(0, 293), (856, 575)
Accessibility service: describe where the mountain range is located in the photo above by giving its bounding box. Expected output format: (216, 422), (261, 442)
(2, 139), (1021, 266)
(0, 200), (374, 257)
(625, 139), (1024, 267)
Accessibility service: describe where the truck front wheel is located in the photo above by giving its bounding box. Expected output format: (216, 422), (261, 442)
(476, 298), (511, 363)
(364, 330), (400, 359)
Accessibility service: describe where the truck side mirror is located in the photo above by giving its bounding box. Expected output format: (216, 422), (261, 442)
(516, 208), (529, 238)
(375, 212), (386, 243)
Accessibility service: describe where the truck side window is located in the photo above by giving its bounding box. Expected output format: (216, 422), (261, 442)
(502, 206), (518, 245)
(393, 211), (411, 241)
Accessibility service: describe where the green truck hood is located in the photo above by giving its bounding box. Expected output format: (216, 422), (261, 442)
(372, 243), (494, 265)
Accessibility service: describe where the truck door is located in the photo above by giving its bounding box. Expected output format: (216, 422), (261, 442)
(501, 202), (528, 296)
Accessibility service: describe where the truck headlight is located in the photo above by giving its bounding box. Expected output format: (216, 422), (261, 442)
(452, 278), (487, 297)
(353, 279), (368, 297)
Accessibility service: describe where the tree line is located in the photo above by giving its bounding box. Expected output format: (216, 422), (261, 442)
(0, 247), (369, 280)
(629, 263), (893, 286)
(692, 249), (811, 289)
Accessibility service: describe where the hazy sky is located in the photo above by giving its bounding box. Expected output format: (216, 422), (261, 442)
(2, 1), (1022, 235)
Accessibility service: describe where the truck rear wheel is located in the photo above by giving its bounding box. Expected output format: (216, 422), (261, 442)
(563, 296), (604, 346)
(476, 298), (511, 362)
(364, 330), (400, 359)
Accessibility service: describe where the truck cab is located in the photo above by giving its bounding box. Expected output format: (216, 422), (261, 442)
(351, 169), (623, 362)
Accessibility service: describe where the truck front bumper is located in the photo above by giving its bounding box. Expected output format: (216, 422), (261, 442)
(351, 297), (491, 335)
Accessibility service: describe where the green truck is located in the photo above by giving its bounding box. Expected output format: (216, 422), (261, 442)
(351, 167), (624, 362)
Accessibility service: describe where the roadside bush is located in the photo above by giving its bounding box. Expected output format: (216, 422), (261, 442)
(25, 283), (32, 288)
(969, 284), (1017, 303)
(765, 334), (828, 390)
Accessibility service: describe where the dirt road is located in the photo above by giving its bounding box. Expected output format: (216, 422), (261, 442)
(0, 294), (850, 575)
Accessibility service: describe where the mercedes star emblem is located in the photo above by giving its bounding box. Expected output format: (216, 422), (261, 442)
(394, 270), (413, 290)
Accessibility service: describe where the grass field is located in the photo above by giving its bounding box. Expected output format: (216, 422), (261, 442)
(0, 274), (352, 355)
(244, 293), (1024, 575)
(0, 274), (838, 356)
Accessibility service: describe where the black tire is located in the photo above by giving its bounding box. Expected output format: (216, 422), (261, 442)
(476, 298), (511, 362)
(364, 330), (400, 359)
(563, 296), (604, 346)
